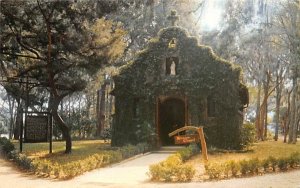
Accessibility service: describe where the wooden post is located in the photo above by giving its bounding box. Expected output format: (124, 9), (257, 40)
(19, 108), (23, 153)
(197, 127), (208, 161)
(49, 113), (53, 154)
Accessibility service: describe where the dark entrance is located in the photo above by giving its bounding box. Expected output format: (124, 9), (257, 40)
(159, 98), (185, 145)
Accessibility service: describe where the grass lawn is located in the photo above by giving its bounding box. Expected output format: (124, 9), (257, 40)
(188, 138), (300, 165)
(13, 140), (111, 165)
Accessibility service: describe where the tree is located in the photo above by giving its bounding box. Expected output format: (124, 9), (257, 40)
(275, 0), (300, 144)
(0, 0), (126, 153)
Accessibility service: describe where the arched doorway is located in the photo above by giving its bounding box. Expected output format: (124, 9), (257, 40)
(158, 98), (186, 145)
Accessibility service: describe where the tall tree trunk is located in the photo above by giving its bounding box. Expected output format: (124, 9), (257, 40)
(291, 72), (298, 143)
(96, 84), (106, 136)
(274, 71), (282, 141)
(50, 96), (72, 153)
(255, 82), (262, 140)
(284, 89), (292, 143)
(13, 99), (21, 140)
(263, 71), (270, 139)
(288, 73), (297, 144)
(7, 94), (15, 139)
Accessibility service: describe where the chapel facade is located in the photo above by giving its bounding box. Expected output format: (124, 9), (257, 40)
(111, 12), (248, 149)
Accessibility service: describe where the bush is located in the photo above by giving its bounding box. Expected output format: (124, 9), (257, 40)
(248, 158), (260, 174)
(226, 160), (240, 177)
(240, 123), (256, 149)
(204, 162), (223, 179)
(204, 153), (300, 180)
(178, 147), (192, 161)
(261, 158), (270, 172)
(239, 159), (250, 175)
(149, 154), (195, 182)
(278, 157), (288, 171)
(267, 156), (278, 172)
(149, 146), (197, 182)
(0, 137), (15, 155)
(288, 152), (300, 168)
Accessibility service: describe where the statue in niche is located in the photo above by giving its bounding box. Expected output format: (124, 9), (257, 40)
(170, 60), (176, 75)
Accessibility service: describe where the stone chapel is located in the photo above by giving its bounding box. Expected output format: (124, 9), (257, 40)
(111, 11), (249, 149)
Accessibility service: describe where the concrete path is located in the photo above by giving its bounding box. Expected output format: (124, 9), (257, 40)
(1, 148), (300, 188)
(73, 151), (172, 186)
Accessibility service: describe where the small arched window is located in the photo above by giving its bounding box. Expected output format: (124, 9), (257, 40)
(168, 38), (177, 49)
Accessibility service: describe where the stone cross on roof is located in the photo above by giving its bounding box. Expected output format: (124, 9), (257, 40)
(167, 10), (179, 26)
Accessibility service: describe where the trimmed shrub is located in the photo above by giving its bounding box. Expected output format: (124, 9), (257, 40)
(204, 153), (300, 180)
(248, 158), (260, 174)
(204, 162), (223, 179)
(149, 154), (195, 182)
(261, 158), (270, 172)
(267, 156), (278, 172)
(278, 157), (288, 171)
(239, 159), (250, 175)
(226, 160), (240, 177)
(288, 152), (300, 168)
(149, 146), (197, 182)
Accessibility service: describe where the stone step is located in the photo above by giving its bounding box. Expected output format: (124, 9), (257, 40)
(152, 146), (186, 154)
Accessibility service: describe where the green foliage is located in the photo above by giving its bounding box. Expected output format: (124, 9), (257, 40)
(261, 158), (270, 172)
(204, 153), (300, 180)
(148, 146), (197, 182)
(240, 123), (256, 149)
(119, 143), (148, 159)
(135, 121), (156, 145)
(112, 25), (245, 149)
(278, 157), (288, 171)
(204, 162), (223, 179)
(226, 160), (240, 177)
(0, 138), (34, 170)
(0, 137), (15, 155)
(248, 158), (260, 174)
(239, 159), (250, 175)
(267, 156), (278, 172)
(177, 146), (193, 161)
(149, 154), (195, 182)
(288, 152), (300, 168)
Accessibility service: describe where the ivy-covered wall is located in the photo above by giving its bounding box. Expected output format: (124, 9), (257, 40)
(111, 26), (247, 149)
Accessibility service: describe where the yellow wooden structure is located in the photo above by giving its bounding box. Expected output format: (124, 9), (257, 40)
(168, 126), (208, 161)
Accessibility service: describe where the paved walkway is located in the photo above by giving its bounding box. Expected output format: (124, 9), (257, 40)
(1, 150), (300, 188)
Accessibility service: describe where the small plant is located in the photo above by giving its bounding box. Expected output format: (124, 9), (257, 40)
(248, 158), (259, 174)
(267, 156), (278, 172)
(178, 147), (192, 161)
(0, 137), (15, 155)
(261, 158), (270, 172)
(204, 162), (223, 179)
(239, 159), (250, 175)
(148, 147), (196, 182)
(288, 152), (300, 168)
(227, 160), (240, 177)
(278, 158), (288, 171)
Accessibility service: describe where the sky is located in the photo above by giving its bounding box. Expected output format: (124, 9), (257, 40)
(198, 0), (225, 31)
